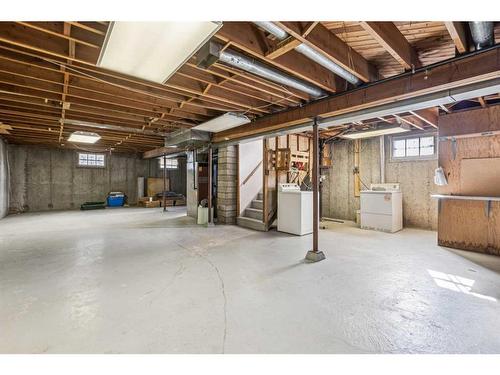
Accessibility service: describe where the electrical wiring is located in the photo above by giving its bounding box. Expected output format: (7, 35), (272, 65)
(241, 84), (298, 116)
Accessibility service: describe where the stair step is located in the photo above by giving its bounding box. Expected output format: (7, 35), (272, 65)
(251, 199), (263, 210)
(244, 207), (263, 220)
(257, 192), (263, 201)
(237, 216), (267, 231)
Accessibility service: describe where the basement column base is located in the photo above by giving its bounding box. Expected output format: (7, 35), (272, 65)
(305, 250), (326, 263)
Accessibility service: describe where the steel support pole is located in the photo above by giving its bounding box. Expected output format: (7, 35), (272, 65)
(163, 154), (167, 212)
(305, 118), (325, 262)
(312, 120), (319, 252)
(319, 139), (324, 222)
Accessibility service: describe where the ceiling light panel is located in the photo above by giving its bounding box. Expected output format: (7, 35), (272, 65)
(68, 131), (101, 144)
(98, 22), (221, 83)
(341, 125), (411, 140)
(193, 112), (251, 133)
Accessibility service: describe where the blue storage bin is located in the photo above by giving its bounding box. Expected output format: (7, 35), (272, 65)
(107, 194), (125, 207)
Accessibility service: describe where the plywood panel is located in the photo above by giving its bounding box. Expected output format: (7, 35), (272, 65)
(489, 202), (500, 255)
(460, 158), (500, 197)
(438, 135), (500, 195)
(438, 200), (490, 253)
(146, 177), (169, 197)
(438, 105), (500, 137)
(436, 106), (500, 255)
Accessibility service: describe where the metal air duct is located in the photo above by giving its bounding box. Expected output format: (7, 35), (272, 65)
(254, 21), (361, 85)
(197, 41), (325, 98)
(164, 128), (211, 149)
(468, 22), (494, 50)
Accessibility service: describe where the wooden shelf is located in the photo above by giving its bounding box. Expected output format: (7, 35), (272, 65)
(431, 194), (500, 202)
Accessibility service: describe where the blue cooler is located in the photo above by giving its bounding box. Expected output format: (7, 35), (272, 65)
(107, 192), (125, 207)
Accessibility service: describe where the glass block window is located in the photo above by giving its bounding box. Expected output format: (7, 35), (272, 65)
(78, 153), (105, 167)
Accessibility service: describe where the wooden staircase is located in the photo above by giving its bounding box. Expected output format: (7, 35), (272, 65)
(237, 191), (268, 231)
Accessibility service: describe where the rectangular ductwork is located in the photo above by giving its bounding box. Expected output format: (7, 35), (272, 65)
(164, 128), (211, 148)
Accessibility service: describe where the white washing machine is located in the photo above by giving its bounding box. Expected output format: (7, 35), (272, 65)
(360, 183), (402, 233)
(277, 183), (313, 236)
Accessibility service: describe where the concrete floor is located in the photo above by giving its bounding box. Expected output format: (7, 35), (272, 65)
(1, 207), (500, 354)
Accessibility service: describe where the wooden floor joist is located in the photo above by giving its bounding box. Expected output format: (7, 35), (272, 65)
(212, 47), (500, 143)
(0, 21), (497, 152)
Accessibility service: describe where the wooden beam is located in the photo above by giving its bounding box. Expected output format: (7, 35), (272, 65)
(0, 53), (251, 119)
(59, 22), (74, 142)
(444, 22), (469, 54)
(360, 22), (421, 70)
(439, 104), (451, 114)
(0, 44), (271, 117)
(275, 21), (378, 82)
(265, 38), (302, 60)
(301, 22), (319, 38)
(394, 114), (424, 130)
(143, 147), (185, 159)
(216, 22), (340, 93)
(67, 22), (106, 36)
(16, 22), (101, 49)
(212, 47), (500, 143)
(0, 44), (255, 117)
(478, 96), (487, 108)
(409, 108), (438, 128)
(0, 22), (99, 65)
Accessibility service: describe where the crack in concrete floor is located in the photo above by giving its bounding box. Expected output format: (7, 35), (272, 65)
(174, 241), (228, 354)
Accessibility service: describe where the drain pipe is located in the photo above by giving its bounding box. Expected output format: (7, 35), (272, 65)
(254, 22), (361, 86)
(468, 22), (494, 50)
(379, 135), (385, 184)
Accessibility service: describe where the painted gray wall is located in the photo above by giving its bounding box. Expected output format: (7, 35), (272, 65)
(7, 144), (186, 213)
(0, 138), (8, 219)
(321, 136), (438, 230)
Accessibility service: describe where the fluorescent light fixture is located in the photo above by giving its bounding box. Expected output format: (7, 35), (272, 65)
(98, 22), (222, 83)
(68, 131), (101, 144)
(340, 124), (411, 139)
(193, 112), (251, 133)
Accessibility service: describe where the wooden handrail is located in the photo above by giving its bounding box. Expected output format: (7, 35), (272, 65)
(241, 160), (263, 186)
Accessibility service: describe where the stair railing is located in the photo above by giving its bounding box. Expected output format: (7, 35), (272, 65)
(240, 160), (263, 186)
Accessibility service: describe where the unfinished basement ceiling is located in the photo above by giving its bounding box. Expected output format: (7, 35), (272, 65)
(0, 21), (498, 153)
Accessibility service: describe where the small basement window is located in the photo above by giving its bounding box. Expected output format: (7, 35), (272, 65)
(391, 134), (436, 161)
(78, 152), (105, 167)
(159, 157), (178, 169)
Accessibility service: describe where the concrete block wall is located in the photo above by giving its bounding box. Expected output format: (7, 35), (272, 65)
(6, 144), (185, 213)
(217, 145), (237, 224)
(321, 136), (438, 230)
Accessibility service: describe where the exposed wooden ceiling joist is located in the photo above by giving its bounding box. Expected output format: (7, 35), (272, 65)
(215, 22), (342, 93)
(409, 108), (438, 128)
(444, 22), (469, 54)
(212, 47), (500, 143)
(359, 22), (421, 70)
(0, 21), (493, 153)
(275, 21), (378, 82)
